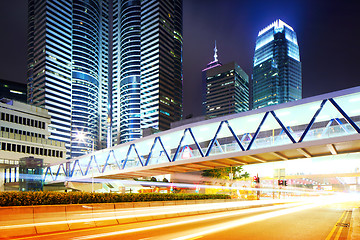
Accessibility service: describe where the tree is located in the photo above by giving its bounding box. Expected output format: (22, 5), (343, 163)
(202, 166), (249, 180)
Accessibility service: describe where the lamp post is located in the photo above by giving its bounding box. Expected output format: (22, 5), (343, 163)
(76, 131), (95, 192)
(76, 131), (94, 153)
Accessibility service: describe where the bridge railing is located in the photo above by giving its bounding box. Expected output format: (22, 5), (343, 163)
(48, 120), (359, 183)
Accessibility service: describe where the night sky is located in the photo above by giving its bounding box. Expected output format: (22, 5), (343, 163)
(1, 0), (359, 117)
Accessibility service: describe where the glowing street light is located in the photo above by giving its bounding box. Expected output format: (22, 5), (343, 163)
(76, 131), (94, 153)
(76, 131), (95, 192)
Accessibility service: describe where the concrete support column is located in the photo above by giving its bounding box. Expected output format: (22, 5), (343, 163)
(0, 168), (4, 191)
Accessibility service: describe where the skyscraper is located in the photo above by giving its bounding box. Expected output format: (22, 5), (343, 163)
(202, 44), (249, 118)
(140, 0), (183, 131)
(27, 0), (109, 158)
(112, 0), (183, 145)
(112, 0), (141, 145)
(252, 19), (301, 109)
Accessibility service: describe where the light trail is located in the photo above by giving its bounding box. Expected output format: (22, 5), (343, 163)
(69, 195), (353, 240)
(49, 177), (330, 195)
(171, 194), (358, 240)
(0, 199), (293, 231)
(4, 194), (355, 240)
(72, 203), (304, 240)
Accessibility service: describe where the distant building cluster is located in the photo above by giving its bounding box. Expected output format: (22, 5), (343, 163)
(1, 0), (301, 162)
(202, 19), (301, 117)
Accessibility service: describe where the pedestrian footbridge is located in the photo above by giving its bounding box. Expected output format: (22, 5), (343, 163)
(44, 87), (360, 183)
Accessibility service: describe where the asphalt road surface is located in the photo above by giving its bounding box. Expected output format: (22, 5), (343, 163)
(7, 199), (355, 240)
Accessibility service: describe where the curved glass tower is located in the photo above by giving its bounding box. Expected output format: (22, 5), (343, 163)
(252, 19), (301, 109)
(71, 0), (109, 157)
(112, 0), (183, 145)
(112, 0), (141, 145)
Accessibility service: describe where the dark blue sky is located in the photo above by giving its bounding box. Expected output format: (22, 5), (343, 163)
(0, 0), (359, 117)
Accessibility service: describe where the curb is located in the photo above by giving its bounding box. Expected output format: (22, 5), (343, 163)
(349, 207), (360, 240)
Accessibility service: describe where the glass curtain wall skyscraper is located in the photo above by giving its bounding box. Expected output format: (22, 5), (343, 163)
(112, 0), (183, 145)
(27, 0), (72, 155)
(112, 0), (141, 145)
(71, 0), (109, 157)
(252, 19), (301, 109)
(140, 0), (183, 131)
(27, 0), (109, 158)
(202, 44), (249, 118)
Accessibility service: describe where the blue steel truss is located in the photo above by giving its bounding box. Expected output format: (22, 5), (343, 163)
(173, 128), (204, 161)
(44, 96), (360, 182)
(145, 137), (172, 165)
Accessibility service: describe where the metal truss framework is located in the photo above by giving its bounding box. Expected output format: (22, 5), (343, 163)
(44, 96), (360, 182)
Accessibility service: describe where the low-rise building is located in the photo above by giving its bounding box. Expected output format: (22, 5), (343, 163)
(0, 98), (66, 191)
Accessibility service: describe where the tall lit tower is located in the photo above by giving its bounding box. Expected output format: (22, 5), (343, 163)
(252, 19), (301, 109)
(71, 0), (109, 157)
(27, 0), (109, 158)
(111, 0), (183, 145)
(112, 0), (141, 145)
(202, 43), (249, 118)
(27, 0), (72, 155)
(140, 0), (183, 131)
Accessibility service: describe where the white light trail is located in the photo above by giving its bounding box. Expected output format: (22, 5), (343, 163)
(71, 201), (316, 240)
(0, 199), (291, 231)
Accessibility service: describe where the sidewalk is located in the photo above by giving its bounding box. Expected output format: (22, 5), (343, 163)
(349, 207), (360, 240)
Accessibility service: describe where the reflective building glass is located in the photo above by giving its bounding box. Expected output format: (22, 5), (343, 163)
(252, 19), (302, 110)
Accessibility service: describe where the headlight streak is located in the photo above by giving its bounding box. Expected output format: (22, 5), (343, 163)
(171, 195), (354, 240)
(0, 199), (293, 231)
(71, 199), (327, 240)
(53, 178), (329, 195)
(170, 204), (318, 240)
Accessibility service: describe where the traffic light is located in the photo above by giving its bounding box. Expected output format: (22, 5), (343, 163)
(278, 180), (287, 186)
(257, 177), (260, 183)
(253, 176), (258, 184)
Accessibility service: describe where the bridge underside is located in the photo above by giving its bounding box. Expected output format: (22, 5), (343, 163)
(92, 134), (360, 180)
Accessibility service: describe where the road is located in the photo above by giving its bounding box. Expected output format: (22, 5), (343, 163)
(6, 198), (356, 240)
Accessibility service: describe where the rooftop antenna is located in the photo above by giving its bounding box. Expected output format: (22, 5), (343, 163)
(214, 40), (218, 62)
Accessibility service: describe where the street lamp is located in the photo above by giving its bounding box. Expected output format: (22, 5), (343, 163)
(76, 131), (95, 192)
(76, 131), (94, 153)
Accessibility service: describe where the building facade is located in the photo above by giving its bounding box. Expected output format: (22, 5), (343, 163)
(202, 45), (249, 118)
(27, 0), (109, 158)
(111, 0), (183, 145)
(252, 19), (301, 109)
(0, 99), (66, 191)
(112, 0), (142, 145)
(140, 0), (183, 131)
